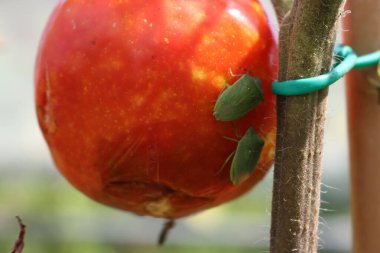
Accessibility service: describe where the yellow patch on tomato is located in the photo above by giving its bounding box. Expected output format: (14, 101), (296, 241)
(245, 29), (259, 47)
(264, 132), (276, 160)
(212, 75), (226, 89)
(163, 0), (206, 38)
(251, 1), (265, 19)
(144, 198), (172, 217)
(159, 89), (177, 101)
(192, 66), (207, 81)
(132, 95), (145, 107)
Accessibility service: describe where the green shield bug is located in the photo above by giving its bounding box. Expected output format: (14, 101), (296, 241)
(230, 127), (264, 185)
(213, 74), (263, 121)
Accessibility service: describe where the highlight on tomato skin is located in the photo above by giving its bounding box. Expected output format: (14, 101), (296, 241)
(35, 0), (278, 219)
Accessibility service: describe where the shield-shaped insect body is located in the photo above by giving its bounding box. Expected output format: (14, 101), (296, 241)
(213, 74), (263, 121)
(230, 127), (264, 185)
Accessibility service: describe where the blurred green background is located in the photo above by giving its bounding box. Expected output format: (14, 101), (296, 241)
(0, 1), (350, 252)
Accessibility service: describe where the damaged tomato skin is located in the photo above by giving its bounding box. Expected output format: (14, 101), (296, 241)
(35, 0), (278, 218)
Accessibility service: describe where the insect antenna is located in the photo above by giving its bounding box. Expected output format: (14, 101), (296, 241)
(215, 151), (236, 176)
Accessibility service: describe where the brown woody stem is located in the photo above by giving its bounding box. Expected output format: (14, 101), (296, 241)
(270, 0), (293, 22)
(10, 217), (26, 253)
(269, 1), (344, 252)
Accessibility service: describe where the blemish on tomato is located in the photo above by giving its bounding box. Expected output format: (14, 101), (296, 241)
(144, 198), (172, 217)
(212, 75), (226, 89)
(265, 132), (276, 160)
(251, 2), (265, 19)
(42, 67), (57, 134)
(245, 30), (259, 46)
(132, 95), (146, 107)
(70, 19), (76, 30)
(191, 66), (207, 81)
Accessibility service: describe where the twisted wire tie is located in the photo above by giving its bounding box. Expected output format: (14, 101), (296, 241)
(271, 45), (380, 96)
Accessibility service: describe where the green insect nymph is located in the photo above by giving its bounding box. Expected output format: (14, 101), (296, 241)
(230, 127), (264, 185)
(213, 74), (263, 121)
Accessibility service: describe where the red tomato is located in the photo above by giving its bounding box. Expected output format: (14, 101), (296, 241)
(35, 0), (278, 218)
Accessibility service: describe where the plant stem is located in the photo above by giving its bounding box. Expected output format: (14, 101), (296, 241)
(344, 1), (380, 252)
(10, 217), (26, 253)
(269, 1), (344, 252)
(270, 0), (293, 22)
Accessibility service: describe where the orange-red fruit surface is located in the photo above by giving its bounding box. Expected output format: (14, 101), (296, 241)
(35, 0), (278, 218)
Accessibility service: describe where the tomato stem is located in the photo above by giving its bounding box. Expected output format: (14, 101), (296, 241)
(10, 216), (26, 253)
(157, 219), (175, 246)
(269, 1), (344, 252)
(270, 0), (293, 23)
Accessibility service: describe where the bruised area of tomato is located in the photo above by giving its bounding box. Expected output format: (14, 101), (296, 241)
(35, 0), (278, 218)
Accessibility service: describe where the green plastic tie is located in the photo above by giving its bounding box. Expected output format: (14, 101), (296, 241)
(354, 50), (380, 69)
(271, 45), (380, 96)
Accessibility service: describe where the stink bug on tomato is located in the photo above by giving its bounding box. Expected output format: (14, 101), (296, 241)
(213, 74), (263, 121)
(230, 127), (264, 185)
